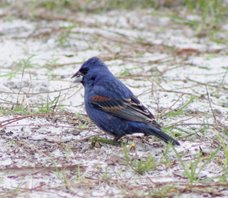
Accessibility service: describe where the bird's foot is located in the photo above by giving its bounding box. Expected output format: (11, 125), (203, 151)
(90, 136), (121, 147)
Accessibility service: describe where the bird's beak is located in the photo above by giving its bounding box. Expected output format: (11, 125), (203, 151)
(71, 71), (83, 83)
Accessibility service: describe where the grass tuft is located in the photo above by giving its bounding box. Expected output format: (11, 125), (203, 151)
(173, 146), (220, 184)
(123, 145), (156, 175)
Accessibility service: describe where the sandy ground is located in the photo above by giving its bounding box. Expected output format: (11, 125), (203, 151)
(0, 2), (228, 197)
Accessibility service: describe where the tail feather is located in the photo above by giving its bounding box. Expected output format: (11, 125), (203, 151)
(146, 125), (180, 146)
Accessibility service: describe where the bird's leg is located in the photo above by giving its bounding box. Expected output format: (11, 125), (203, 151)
(113, 135), (123, 142)
(112, 135), (126, 146)
(143, 133), (150, 142)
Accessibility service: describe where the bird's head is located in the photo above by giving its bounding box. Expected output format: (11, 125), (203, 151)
(72, 57), (108, 86)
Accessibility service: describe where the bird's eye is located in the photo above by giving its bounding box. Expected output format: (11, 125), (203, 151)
(91, 76), (96, 81)
(80, 67), (89, 75)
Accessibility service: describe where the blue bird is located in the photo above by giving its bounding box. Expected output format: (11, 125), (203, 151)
(72, 57), (180, 145)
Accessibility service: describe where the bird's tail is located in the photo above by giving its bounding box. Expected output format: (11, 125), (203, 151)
(145, 124), (180, 146)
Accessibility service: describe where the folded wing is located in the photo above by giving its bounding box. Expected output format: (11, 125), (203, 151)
(90, 95), (160, 128)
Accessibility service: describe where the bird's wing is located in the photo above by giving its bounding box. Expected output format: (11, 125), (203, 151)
(90, 95), (159, 126)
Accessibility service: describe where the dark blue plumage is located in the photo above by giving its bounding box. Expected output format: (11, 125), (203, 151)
(72, 57), (180, 145)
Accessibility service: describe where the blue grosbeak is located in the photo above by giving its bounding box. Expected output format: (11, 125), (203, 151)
(72, 57), (180, 145)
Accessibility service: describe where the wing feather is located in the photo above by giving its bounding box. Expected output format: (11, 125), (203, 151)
(90, 95), (159, 126)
